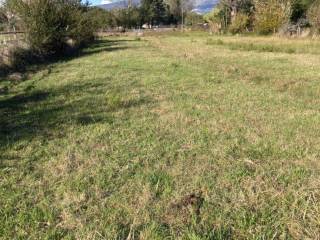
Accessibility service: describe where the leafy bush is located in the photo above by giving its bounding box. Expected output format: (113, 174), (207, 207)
(307, 0), (320, 33)
(6, 0), (97, 56)
(113, 7), (142, 29)
(204, 7), (227, 33)
(7, 47), (37, 70)
(0, 8), (7, 31)
(290, 0), (314, 22)
(185, 12), (204, 26)
(229, 13), (250, 34)
(254, 0), (292, 34)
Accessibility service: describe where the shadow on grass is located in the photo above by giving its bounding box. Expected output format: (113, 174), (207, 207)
(0, 38), (136, 83)
(0, 38), (148, 167)
(0, 80), (152, 167)
(63, 38), (137, 61)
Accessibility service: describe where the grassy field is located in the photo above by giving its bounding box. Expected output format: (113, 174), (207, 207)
(1, 33), (320, 239)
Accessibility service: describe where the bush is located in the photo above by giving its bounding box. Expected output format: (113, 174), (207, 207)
(307, 0), (320, 33)
(229, 13), (250, 34)
(0, 8), (7, 31)
(204, 7), (226, 33)
(6, 0), (97, 56)
(185, 12), (204, 26)
(7, 47), (38, 70)
(87, 7), (118, 31)
(254, 0), (292, 34)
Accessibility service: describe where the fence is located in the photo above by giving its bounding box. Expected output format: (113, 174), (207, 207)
(0, 31), (25, 47)
(0, 31), (26, 66)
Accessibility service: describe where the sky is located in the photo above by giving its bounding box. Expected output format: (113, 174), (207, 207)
(90, 0), (116, 6)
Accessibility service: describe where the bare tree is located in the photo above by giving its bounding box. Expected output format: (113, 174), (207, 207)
(220, 0), (254, 23)
(181, 0), (193, 30)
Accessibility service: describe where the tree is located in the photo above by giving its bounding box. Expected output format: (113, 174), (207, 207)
(180, 0), (193, 29)
(205, 0), (254, 33)
(111, 7), (141, 29)
(185, 12), (204, 26)
(165, 0), (192, 25)
(140, 0), (166, 25)
(6, 0), (97, 55)
(204, 6), (228, 33)
(0, 6), (7, 31)
(219, 0), (254, 23)
(254, 0), (292, 34)
(228, 12), (250, 33)
(290, 0), (315, 22)
(87, 7), (117, 31)
(307, 0), (320, 32)
(165, 0), (180, 23)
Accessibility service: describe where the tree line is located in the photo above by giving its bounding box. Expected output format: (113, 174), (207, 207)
(87, 0), (200, 30)
(204, 0), (320, 35)
(1, 0), (320, 69)
(0, 0), (201, 59)
(87, 0), (320, 35)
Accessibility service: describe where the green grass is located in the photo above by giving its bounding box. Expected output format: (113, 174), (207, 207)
(1, 33), (320, 239)
(206, 35), (320, 54)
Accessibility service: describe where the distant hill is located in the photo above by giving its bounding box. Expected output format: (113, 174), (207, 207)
(97, 0), (140, 10)
(97, 0), (218, 14)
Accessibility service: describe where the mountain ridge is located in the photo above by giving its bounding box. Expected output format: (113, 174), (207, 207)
(97, 0), (219, 14)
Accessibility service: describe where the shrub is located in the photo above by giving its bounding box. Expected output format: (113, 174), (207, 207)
(254, 0), (292, 34)
(185, 12), (204, 26)
(204, 7), (227, 33)
(229, 13), (250, 34)
(307, 0), (320, 33)
(7, 47), (37, 70)
(0, 8), (7, 31)
(6, 0), (97, 56)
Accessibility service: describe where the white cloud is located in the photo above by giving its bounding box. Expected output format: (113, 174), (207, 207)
(101, 0), (112, 4)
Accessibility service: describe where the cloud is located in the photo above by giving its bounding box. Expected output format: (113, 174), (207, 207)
(101, 0), (112, 4)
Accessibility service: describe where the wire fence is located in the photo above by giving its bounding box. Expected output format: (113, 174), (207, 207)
(0, 31), (25, 48)
(0, 32), (26, 65)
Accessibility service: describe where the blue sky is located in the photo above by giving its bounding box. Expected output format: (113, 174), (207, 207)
(89, 0), (116, 5)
